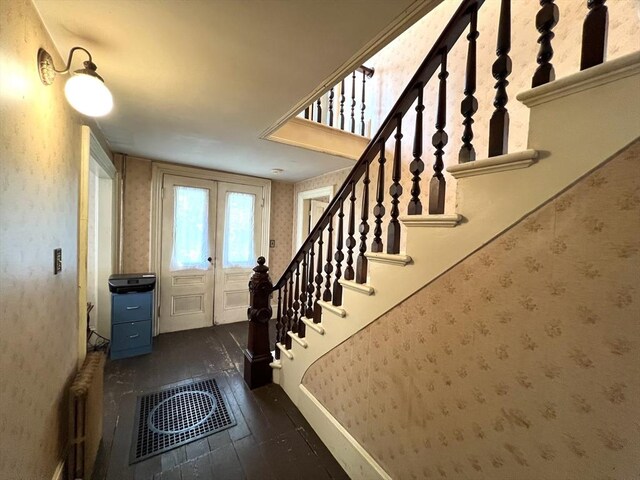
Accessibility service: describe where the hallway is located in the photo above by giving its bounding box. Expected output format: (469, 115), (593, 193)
(93, 322), (348, 480)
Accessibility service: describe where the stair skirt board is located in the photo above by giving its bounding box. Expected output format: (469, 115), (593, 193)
(299, 385), (392, 480)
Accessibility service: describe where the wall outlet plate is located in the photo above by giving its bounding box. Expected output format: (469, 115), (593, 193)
(54, 248), (62, 274)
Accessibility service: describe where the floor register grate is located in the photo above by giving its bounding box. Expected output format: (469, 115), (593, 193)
(130, 377), (236, 463)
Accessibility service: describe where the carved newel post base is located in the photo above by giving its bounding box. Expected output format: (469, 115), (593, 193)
(243, 257), (273, 389)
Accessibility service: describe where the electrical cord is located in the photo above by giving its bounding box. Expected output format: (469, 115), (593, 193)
(86, 302), (110, 353)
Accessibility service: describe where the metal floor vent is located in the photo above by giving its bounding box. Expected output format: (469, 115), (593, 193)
(131, 377), (236, 463)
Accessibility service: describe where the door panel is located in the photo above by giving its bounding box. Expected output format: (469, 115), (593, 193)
(160, 175), (216, 333)
(309, 199), (329, 232)
(215, 182), (264, 324)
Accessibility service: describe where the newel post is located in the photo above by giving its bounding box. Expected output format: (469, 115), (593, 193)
(243, 257), (273, 389)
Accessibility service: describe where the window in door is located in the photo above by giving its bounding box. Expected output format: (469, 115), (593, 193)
(215, 183), (264, 324)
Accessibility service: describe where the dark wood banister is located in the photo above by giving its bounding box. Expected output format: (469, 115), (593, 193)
(275, 0), (485, 290)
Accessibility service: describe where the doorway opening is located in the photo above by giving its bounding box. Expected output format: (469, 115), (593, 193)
(295, 186), (334, 250)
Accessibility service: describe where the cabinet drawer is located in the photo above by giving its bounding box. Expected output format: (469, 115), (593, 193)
(111, 320), (151, 352)
(112, 293), (152, 323)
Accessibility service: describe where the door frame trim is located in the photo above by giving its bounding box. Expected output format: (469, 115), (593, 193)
(151, 162), (271, 335)
(295, 186), (334, 250)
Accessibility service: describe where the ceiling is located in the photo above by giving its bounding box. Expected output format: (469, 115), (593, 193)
(34, 0), (431, 182)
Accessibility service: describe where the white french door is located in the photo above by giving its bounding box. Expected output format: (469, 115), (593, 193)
(214, 182), (264, 324)
(160, 175), (217, 333)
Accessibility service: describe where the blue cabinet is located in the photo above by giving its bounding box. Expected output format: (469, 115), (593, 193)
(111, 291), (153, 359)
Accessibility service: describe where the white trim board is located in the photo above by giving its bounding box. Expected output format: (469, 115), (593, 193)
(299, 385), (392, 480)
(89, 130), (116, 178)
(150, 161), (271, 335)
(295, 185), (334, 249)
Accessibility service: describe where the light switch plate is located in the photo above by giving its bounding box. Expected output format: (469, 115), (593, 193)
(54, 248), (62, 274)
(269, 240), (276, 248)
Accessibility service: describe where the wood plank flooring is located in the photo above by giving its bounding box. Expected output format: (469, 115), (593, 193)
(92, 321), (349, 480)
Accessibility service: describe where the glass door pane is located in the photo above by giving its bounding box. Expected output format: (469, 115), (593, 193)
(170, 186), (210, 271)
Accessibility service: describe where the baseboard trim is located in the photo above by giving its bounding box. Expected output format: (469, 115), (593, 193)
(298, 385), (392, 480)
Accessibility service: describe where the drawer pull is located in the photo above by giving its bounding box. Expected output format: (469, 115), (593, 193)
(129, 334), (140, 339)
(126, 305), (141, 310)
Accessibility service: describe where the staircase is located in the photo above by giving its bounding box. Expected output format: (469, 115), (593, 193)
(243, 1), (640, 478)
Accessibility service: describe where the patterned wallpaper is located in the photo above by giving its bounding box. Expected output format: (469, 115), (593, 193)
(0, 0), (82, 478)
(269, 181), (294, 280)
(303, 140), (640, 480)
(120, 155), (153, 272)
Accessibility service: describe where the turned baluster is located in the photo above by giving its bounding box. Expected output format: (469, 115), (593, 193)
(323, 215), (334, 302)
(339, 79), (346, 130)
(274, 288), (282, 359)
(350, 71), (357, 133)
(488, 0), (512, 157)
(429, 51), (449, 215)
(532, 0), (560, 87)
(316, 97), (322, 123)
(371, 141), (386, 253)
(581, 0), (608, 70)
(459, 8), (479, 163)
(304, 107), (310, 120)
(333, 200), (345, 306)
(282, 281), (290, 349)
(328, 87), (335, 127)
(356, 163), (370, 284)
(408, 85), (425, 215)
(298, 254), (308, 337)
(360, 71), (367, 136)
(292, 263), (300, 336)
(313, 234), (324, 323)
(306, 244), (315, 318)
(387, 116), (403, 254)
(344, 181), (357, 281)
(285, 274), (294, 348)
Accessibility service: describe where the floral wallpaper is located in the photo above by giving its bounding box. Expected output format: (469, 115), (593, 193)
(303, 140), (640, 480)
(120, 155), (153, 272)
(269, 181), (294, 280)
(0, 0), (84, 478)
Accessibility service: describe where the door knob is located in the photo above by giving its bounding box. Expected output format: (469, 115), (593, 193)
(207, 257), (213, 264)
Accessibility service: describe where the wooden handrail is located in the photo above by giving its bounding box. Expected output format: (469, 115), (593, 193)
(275, 0), (484, 289)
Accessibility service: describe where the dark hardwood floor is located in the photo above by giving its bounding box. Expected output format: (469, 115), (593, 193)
(93, 320), (349, 480)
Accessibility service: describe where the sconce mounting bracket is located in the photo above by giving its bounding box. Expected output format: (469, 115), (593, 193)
(38, 48), (55, 86)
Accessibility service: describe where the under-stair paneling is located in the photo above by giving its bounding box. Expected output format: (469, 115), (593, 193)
(303, 140), (640, 480)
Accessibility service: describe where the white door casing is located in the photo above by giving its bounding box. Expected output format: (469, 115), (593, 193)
(295, 186), (334, 249)
(160, 175), (217, 333)
(214, 182), (265, 325)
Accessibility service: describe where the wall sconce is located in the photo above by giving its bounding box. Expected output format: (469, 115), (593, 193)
(38, 46), (113, 117)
